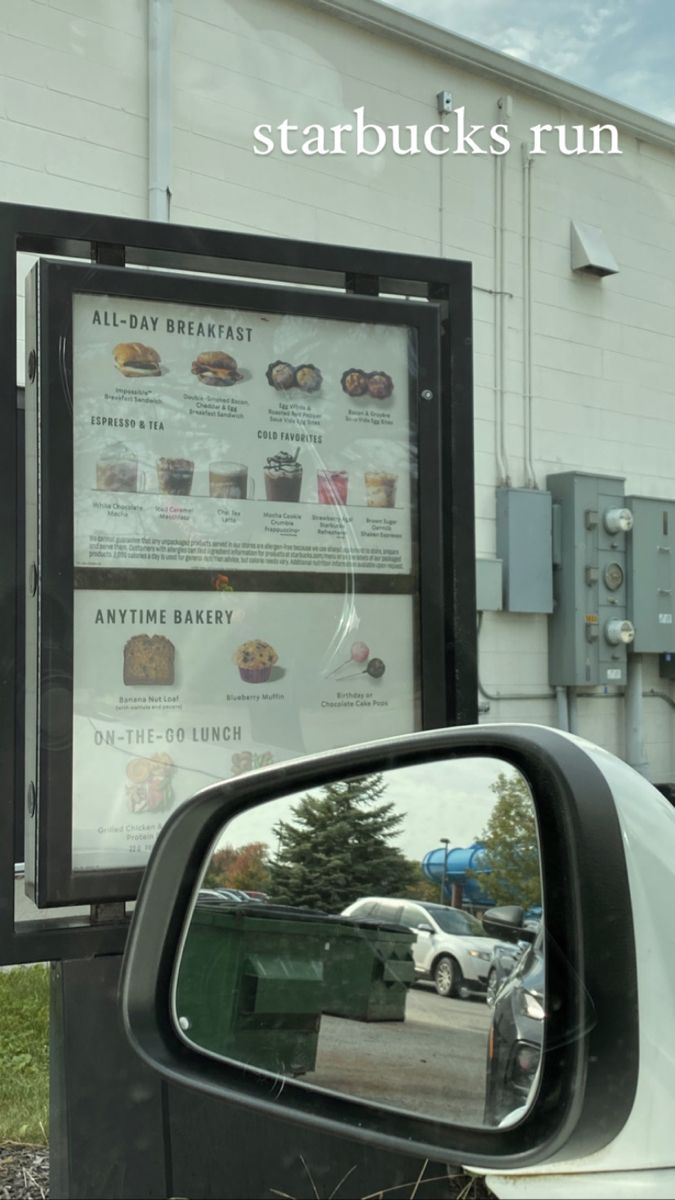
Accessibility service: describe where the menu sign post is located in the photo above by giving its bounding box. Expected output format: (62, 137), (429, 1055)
(26, 261), (445, 904)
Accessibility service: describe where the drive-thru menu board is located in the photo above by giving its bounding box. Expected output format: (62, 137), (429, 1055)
(27, 262), (443, 899)
(73, 293), (413, 576)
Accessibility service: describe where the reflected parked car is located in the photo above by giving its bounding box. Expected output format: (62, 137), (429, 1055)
(197, 888), (245, 906)
(484, 926), (545, 1125)
(486, 942), (523, 1007)
(215, 888), (269, 902)
(486, 921), (540, 1006)
(198, 888), (270, 905)
(341, 896), (501, 998)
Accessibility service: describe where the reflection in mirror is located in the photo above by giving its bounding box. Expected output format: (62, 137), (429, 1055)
(172, 758), (544, 1128)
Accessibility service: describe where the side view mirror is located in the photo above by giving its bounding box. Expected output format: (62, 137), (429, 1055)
(121, 724), (646, 1181)
(483, 905), (537, 944)
(416, 922), (434, 934)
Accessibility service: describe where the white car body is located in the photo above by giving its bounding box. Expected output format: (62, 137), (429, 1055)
(341, 896), (501, 994)
(468, 730), (675, 1199)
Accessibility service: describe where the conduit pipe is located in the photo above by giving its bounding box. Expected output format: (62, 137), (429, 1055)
(521, 143), (537, 488)
(567, 687), (578, 735)
(626, 655), (650, 778)
(148, 0), (173, 221)
(555, 686), (569, 732)
(494, 139), (509, 485)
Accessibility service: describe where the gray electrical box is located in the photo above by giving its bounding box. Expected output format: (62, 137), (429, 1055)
(476, 558), (503, 611)
(625, 495), (675, 653)
(547, 472), (634, 686)
(496, 488), (553, 612)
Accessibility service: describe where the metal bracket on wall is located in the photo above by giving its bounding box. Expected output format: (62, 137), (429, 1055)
(345, 272), (380, 296)
(91, 242), (126, 268)
(90, 902), (127, 925)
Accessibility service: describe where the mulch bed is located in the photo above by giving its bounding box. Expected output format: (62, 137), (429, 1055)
(0, 1146), (48, 1200)
(0, 1145), (495, 1199)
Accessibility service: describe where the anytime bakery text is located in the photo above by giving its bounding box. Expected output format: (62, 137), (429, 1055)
(94, 607), (234, 625)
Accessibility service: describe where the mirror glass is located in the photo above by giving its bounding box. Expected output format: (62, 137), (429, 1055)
(172, 757), (544, 1128)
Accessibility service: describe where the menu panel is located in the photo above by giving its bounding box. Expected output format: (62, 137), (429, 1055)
(72, 589), (416, 871)
(29, 261), (442, 900)
(73, 293), (415, 576)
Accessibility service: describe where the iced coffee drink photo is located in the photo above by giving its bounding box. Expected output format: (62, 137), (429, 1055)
(317, 469), (349, 505)
(209, 462), (250, 499)
(96, 443), (139, 492)
(157, 457), (194, 496)
(264, 451), (303, 502)
(364, 470), (398, 507)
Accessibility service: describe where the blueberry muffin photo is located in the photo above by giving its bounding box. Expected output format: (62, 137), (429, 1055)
(234, 639), (279, 683)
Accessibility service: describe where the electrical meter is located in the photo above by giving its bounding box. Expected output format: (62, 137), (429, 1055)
(605, 619), (635, 646)
(604, 507), (634, 534)
(603, 562), (624, 591)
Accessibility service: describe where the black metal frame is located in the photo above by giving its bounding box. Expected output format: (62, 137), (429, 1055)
(120, 724), (639, 1169)
(31, 260), (443, 906)
(0, 202), (475, 964)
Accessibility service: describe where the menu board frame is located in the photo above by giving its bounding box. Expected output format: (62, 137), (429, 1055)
(27, 258), (446, 906)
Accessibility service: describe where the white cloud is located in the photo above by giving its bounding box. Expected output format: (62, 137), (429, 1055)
(378, 0), (674, 124)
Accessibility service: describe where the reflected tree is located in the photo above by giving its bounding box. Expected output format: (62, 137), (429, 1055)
(205, 841), (271, 893)
(401, 861), (439, 903)
(268, 774), (417, 912)
(476, 772), (542, 909)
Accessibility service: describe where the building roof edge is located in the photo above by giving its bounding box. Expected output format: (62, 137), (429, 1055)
(306, 0), (675, 152)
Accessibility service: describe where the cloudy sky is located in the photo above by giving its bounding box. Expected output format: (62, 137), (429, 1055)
(381, 0), (675, 123)
(214, 757), (526, 862)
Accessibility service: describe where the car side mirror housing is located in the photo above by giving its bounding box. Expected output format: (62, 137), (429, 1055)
(417, 922), (434, 934)
(483, 905), (537, 944)
(120, 724), (641, 1176)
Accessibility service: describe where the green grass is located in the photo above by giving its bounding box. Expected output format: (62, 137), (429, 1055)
(0, 966), (49, 1144)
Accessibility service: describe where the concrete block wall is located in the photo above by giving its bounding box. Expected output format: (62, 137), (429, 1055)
(3, 0), (675, 771)
(0, 0), (148, 379)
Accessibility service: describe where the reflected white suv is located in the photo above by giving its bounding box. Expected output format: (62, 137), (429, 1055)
(342, 896), (501, 999)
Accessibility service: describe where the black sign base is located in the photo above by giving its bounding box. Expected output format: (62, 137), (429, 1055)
(49, 956), (166, 1199)
(50, 955), (454, 1199)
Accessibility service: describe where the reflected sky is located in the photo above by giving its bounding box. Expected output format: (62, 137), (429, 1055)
(214, 757), (528, 861)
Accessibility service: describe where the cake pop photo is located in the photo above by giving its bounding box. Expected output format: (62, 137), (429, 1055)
(340, 656), (386, 680)
(328, 641), (386, 681)
(328, 640), (370, 676)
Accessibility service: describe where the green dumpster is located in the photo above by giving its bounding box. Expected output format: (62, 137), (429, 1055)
(175, 903), (329, 1075)
(322, 919), (416, 1022)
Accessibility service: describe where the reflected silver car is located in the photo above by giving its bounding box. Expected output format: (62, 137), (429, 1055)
(342, 896), (501, 998)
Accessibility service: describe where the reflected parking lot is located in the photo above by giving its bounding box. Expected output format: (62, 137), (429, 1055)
(312, 985), (491, 1124)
